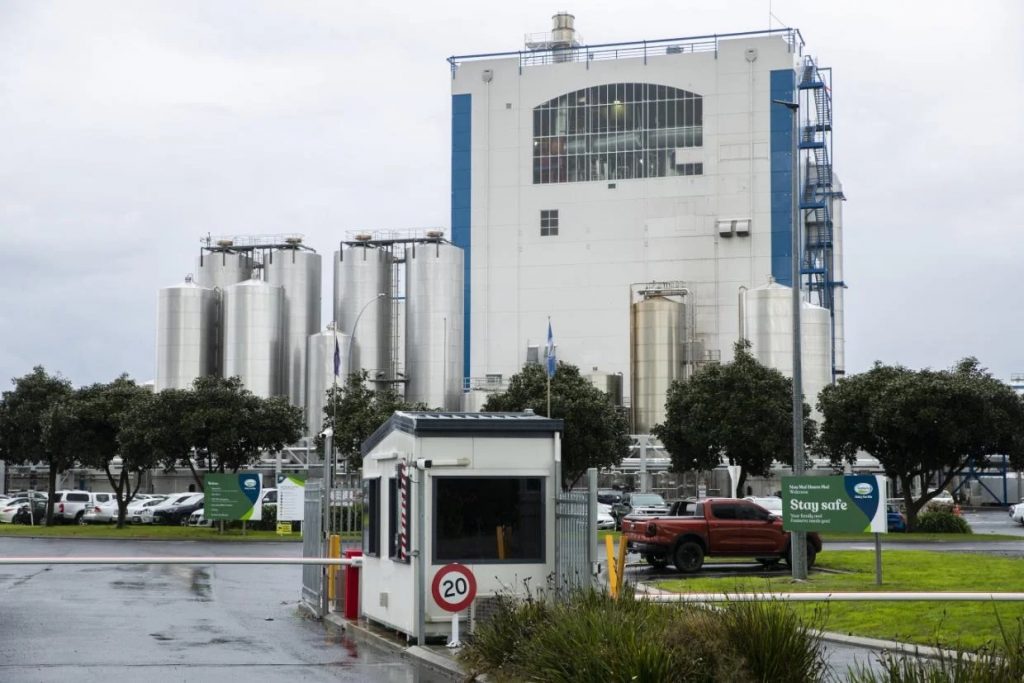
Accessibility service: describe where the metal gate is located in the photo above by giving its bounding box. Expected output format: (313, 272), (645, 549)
(301, 480), (323, 616)
(554, 468), (597, 596)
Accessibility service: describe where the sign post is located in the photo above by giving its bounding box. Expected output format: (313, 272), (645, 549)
(782, 474), (887, 582)
(431, 563), (477, 648)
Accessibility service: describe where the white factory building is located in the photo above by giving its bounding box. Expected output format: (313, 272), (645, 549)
(449, 16), (845, 431)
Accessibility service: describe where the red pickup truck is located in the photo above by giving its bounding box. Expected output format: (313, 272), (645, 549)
(622, 497), (822, 573)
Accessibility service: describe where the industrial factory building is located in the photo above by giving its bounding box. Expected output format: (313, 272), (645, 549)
(448, 16), (844, 432)
(151, 16), (846, 489)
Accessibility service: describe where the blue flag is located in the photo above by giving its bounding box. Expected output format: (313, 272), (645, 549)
(333, 335), (341, 376)
(545, 321), (556, 378)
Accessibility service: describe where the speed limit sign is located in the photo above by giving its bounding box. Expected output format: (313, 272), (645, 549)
(431, 563), (477, 613)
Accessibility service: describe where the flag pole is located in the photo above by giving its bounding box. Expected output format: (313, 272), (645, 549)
(546, 317), (553, 418)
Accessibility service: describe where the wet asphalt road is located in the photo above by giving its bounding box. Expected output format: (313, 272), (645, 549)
(0, 538), (448, 683)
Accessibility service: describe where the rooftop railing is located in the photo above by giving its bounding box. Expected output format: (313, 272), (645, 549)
(448, 28), (804, 75)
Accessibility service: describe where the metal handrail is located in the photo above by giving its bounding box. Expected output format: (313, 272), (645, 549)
(0, 556), (362, 566)
(645, 592), (1024, 602)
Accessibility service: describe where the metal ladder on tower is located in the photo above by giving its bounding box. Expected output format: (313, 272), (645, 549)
(798, 55), (835, 314)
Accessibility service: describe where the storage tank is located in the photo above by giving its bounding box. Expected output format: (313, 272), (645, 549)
(334, 244), (393, 381)
(265, 246), (322, 410)
(631, 295), (687, 434)
(405, 240), (464, 410)
(744, 280), (833, 413)
(587, 367), (623, 406)
(195, 247), (254, 289)
(155, 277), (218, 391)
(305, 329), (356, 437)
(222, 279), (285, 398)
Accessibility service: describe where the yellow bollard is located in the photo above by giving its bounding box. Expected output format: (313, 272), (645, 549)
(327, 534), (341, 602)
(604, 534), (618, 598)
(616, 534), (628, 597)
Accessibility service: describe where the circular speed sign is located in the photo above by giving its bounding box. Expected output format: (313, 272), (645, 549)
(431, 563), (477, 613)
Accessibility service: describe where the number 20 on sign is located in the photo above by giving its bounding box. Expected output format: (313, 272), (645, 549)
(431, 563), (477, 648)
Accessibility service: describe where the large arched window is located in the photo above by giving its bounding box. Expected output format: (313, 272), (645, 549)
(532, 83), (703, 184)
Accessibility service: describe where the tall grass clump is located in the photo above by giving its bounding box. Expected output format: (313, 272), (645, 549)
(846, 612), (1024, 683)
(457, 586), (827, 682)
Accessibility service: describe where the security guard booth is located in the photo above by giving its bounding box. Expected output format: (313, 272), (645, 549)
(358, 411), (563, 642)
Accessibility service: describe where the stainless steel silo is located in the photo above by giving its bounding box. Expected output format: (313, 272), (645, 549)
(195, 249), (254, 289)
(155, 278), (218, 391)
(631, 295), (686, 434)
(265, 247), (322, 410)
(305, 329), (356, 437)
(587, 368), (623, 406)
(744, 280), (833, 414)
(405, 241), (464, 410)
(334, 244), (393, 381)
(222, 279), (285, 398)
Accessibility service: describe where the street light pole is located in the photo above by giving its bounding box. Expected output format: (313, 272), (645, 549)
(774, 96), (807, 580)
(348, 292), (387, 381)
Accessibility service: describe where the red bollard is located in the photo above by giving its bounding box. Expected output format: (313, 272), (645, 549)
(343, 549), (363, 620)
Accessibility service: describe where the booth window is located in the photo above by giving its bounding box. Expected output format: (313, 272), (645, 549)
(363, 479), (380, 557)
(434, 477), (545, 563)
(388, 477), (411, 563)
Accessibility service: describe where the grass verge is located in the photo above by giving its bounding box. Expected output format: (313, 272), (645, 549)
(822, 531), (1022, 542)
(656, 550), (1024, 649)
(0, 523), (302, 542)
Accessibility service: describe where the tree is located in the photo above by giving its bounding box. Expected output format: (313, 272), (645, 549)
(319, 371), (429, 469)
(0, 367), (73, 524)
(122, 388), (196, 479)
(483, 362), (631, 489)
(654, 341), (817, 497)
(182, 376), (304, 490)
(72, 377), (157, 527)
(817, 359), (1024, 529)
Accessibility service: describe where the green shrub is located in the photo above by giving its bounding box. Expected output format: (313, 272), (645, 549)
(914, 511), (972, 534)
(457, 588), (827, 683)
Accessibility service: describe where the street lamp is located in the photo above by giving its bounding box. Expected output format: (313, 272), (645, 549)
(348, 292), (387, 378)
(773, 96), (808, 580)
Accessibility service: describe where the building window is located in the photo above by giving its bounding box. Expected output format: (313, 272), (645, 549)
(540, 209), (559, 236)
(434, 477), (545, 563)
(363, 478), (380, 557)
(532, 82), (704, 184)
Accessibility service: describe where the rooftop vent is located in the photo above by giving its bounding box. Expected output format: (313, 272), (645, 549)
(354, 233), (373, 242)
(425, 229), (445, 240)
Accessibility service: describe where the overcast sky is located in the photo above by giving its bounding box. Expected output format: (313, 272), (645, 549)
(1, 0), (1021, 389)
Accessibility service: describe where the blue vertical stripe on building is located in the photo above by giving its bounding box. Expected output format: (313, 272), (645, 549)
(451, 94), (472, 383)
(770, 69), (795, 286)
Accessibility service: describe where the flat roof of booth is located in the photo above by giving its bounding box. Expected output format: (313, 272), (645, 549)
(361, 411), (564, 456)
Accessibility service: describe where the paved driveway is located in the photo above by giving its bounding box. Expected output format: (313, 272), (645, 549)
(0, 537), (448, 683)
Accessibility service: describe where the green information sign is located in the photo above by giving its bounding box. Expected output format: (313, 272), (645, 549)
(204, 473), (263, 521)
(782, 475), (886, 533)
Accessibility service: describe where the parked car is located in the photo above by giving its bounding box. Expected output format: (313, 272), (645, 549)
(53, 490), (117, 524)
(622, 497), (822, 572)
(611, 492), (670, 528)
(138, 494), (194, 524)
(887, 503), (907, 532)
(13, 498), (48, 525)
(152, 493), (204, 525)
(596, 503), (615, 530)
(597, 489), (624, 506)
(0, 497), (32, 523)
(1010, 499), (1024, 526)
(187, 506), (212, 527)
(126, 496), (166, 523)
(81, 498), (120, 524)
(743, 496), (783, 515)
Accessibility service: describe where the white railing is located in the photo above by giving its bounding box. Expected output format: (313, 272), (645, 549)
(645, 592), (1024, 602)
(0, 556), (361, 566)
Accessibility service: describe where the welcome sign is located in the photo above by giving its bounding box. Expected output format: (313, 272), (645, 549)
(782, 474), (886, 533)
(204, 473), (263, 521)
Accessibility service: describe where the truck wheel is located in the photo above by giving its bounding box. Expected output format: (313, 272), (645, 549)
(784, 545), (817, 569)
(76, 512), (86, 525)
(644, 553), (669, 569)
(673, 541), (704, 573)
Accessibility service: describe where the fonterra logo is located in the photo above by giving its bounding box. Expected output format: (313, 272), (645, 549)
(854, 482), (874, 496)
(243, 478), (258, 489)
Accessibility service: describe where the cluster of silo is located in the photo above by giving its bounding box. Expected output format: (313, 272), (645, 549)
(630, 285), (692, 434)
(156, 240), (322, 408)
(333, 240), (393, 382)
(743, 279), (833, 414)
